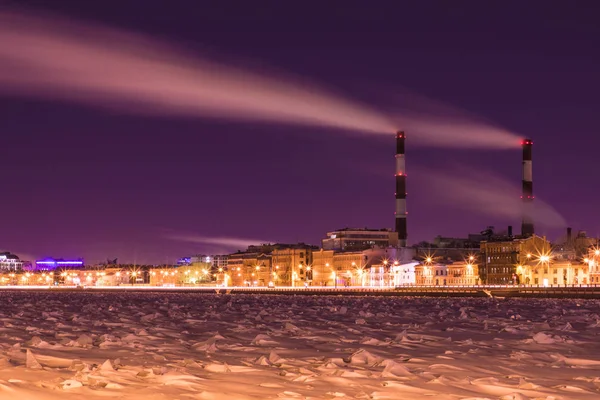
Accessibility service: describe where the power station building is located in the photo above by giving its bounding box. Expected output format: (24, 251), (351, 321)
(198, 131), (597, 289)
(321, 228), (398, 251)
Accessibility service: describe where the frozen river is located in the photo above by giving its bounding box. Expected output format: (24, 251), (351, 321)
(1, 292), (600, 399)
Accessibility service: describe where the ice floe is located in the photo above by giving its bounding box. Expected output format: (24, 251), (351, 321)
(0, 292), (599, 399)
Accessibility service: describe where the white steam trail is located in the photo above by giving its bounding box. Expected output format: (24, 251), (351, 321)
(166, 234), (272, 249)
(0, 9), (520, 148)
(417, 167), (566, 228)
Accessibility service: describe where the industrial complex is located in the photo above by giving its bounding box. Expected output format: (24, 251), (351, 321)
(1, 132), (598, 289)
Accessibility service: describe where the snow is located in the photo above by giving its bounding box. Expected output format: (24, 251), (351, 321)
(0, 292), (600, 399)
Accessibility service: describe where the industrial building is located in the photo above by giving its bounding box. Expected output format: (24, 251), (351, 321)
(321, 228), (398, 251)
(3, 131), (595, 291)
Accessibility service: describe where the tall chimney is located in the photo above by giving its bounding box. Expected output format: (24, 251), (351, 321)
(395, 131), (407, 247)
(508, 225), (513, 237)
(567, 227), (572, 242)
(521, 138), (534, 237)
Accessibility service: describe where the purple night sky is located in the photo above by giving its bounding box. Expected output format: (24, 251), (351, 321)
(1, 1), (599, 264)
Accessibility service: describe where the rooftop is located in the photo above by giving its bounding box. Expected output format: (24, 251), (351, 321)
(329, 228), (393, 233)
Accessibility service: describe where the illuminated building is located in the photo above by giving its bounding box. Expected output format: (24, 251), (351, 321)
(446, 261), (480, 286)
(520, 260), (588, 287)
(177, 257), (191, 266)
(388, 261), (419, 286)
(223, 244), (315, 287)
(175, 264), (213, 285)
(187, 254), (229, 269)
(226, 246), (274, 287)
(148, 267), (178, 286)
(34, 258), (84, 271)
(412, 232), (482, 268)
(0, 252), (23, 271)
(587, 245), (600, 284)
(311, 247), (415, 287)
(415, 263), (448, 286)
(329, 251), (366, 287)
(207, 255), (229, 269)
(480, 235), (551, 284)
(311, 249), (335, 286)
(179, 254), (229, 283)
(321, 228), (399, 252)
(271, 245), (316, 287)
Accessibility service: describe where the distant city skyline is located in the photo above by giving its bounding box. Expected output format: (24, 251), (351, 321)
(1, 1), (599, 263)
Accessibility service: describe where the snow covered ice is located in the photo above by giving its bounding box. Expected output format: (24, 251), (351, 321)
(1, 292), (600, 399)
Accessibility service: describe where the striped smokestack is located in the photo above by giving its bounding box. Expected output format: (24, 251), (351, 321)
(395, 131), (407, 247)
(521, 138), (534, 237)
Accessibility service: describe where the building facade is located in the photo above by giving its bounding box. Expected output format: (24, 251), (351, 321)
(480, 235), (551, 284)
(520, 260), (588, 286)
(0, 252), (23, 271)
(225, 251), (272, 287)
(415, 263), (448, 286)
(321, 228), (399, 252)
(389, 261), (419, 286)
(446, 261), (480, 286)
(311, 249), (335, 286)
(311, 246), (416, 287)
(33, 258), (84, 271)
(219, 244), (316, 287)
(271, 245), (316, 287)
(586, 245), (600, 284)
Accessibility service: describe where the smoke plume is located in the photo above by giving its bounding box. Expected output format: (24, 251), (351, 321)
(0, 9), (520, 148)
(416, 167), (566, 228)
(165, 234), (272, 250)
